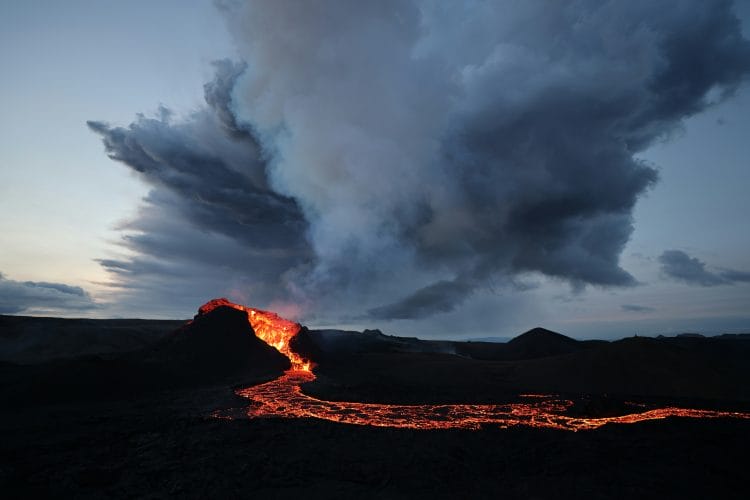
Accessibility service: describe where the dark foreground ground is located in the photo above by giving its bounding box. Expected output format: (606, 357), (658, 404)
(2, 384), (750, 499)
(2, 310), (750, 498)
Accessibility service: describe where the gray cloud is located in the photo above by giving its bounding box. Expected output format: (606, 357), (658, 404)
(659, 250), (725, 286)
(85, 112), (307, 254)
(659, 250), (750, 287)
(222, 0), (749, 320)
(367, 280), (474, 320)
(86, 65), (314, 314)
(621, 304), (656, 313)
(92, 190), (311, 318)
(203, 59), (250, 137)
(90, 1), (750, 321)
(718, 269), (750, 283)
(0, 272), (98, 315)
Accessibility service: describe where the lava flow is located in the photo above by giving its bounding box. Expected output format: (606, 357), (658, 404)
(204, 299), (750, 431)
(200, 298), (311, 371)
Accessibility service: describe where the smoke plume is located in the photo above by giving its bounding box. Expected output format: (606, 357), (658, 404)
(91, 0), (750, 321)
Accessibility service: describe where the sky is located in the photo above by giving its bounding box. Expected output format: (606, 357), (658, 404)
(1, 0), (749, 340)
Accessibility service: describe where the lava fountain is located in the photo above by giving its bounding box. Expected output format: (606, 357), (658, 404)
(203, 299), (750, 431)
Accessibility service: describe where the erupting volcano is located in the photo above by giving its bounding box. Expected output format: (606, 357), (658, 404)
(199, 298), (311, 371)
(202, 299), (750, 431)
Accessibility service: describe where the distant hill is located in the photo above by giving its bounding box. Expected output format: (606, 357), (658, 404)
(510, 327), (574, 343)
(508, 334), (750, 400)
(305, 328), (458, 357)
(0, 314), (184, 364)
(504, 327), (581, 359)
(305, 331), (750, 404)
(305, 326), (599, 362)
(453, 327), (607, 361)
(714, 333), (750, 340)
(466, 336), (512, 343)
(0, 305), (289, 405)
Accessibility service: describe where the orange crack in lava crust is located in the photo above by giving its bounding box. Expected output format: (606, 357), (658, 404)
(202, 299), (750, 431)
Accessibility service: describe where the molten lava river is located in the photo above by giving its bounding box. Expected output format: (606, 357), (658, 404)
(202, 300), (750, 431)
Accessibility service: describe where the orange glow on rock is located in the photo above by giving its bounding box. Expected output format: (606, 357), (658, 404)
(235, 371), (750, 431)
(199, 298), (311, 371)
(201, 299), (750, 431)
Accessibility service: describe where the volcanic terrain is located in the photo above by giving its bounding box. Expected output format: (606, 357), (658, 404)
(2, 299), (750, 498)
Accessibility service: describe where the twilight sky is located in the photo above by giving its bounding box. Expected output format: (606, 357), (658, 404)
(1, 0), (749, 340)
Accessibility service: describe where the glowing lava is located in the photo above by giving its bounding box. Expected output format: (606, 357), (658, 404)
(200, 298), (311, 371)
(236, 371), (750, 431)
(203, 299), (750, 431)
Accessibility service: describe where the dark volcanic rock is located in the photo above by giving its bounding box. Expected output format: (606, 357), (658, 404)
(508, 335), (750, 400)
(504, 327), (581, 359)
(455, 327), (600, 361)
(162, 305), (290, 376)
(0, 314), (184, 364)
(289, 326), (323, 363)
(305, 328), (422, 357)
(1, 305), (290, 406)
(305, 331), (750, 404)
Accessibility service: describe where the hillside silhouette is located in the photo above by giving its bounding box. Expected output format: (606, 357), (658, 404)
(3, 311), (750, 406)
(0, 306), (288, 405)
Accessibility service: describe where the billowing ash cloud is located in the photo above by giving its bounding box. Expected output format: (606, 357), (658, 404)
(0, 272), (98, 315)
(87, 62), (314, 316)
(659, 250), (750, 287)
(368, 280), (474, 320)
(91, 1), (750, 320)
